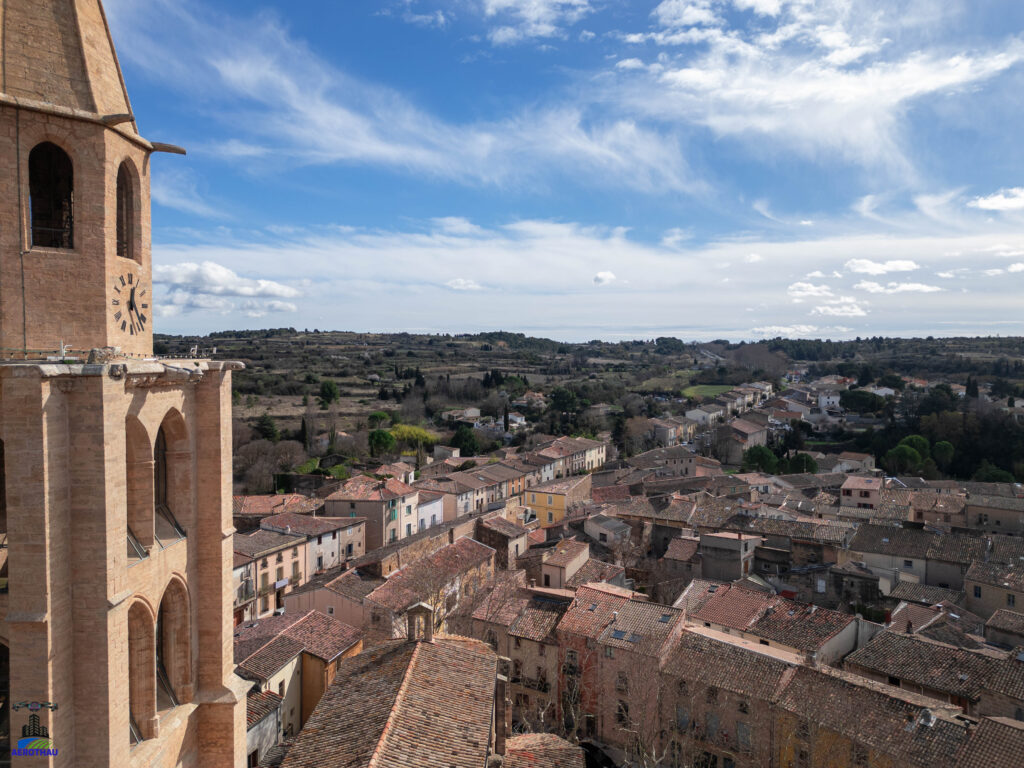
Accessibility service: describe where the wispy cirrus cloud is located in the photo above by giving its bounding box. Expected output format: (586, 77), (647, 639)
(482, 0), (592, 44)
(105, 0), (695, 195)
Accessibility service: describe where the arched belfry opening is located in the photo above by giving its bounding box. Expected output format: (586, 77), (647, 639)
(116, 161), (136, 261)
(125, 417), (154, 557)
(127, 600), (157, 743)
(154, 411), (190, 543)
(29, 142), (74, 249)
(157, 579), (192, 706)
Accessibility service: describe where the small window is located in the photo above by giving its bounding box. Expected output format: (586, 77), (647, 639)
(706, 686), (718, 704)
(738, 700), (749, 714)
(903, 560), (913, 568)
(327, 606), (334, 615)
(737, 720), (750, 750)
(616, 700), (629, 725)
(616, 672), (628, 692)
(538, 644), (545, 657)
(1009, 593), (1016, 608)
(605, 646), (614, 659)
(317, 535), (323, 545)
(887, 675), (900, 687)
(277, 681), (284, 697)
(974, 586), (982, 598)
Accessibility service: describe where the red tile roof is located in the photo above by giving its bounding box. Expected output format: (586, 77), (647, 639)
(262, 512), (365, 537)
(368, 537), (495, 613)
(281, 637), (497, 768)
(234, 494), (322, 518)
(959, 717), (1024, 768)
(504, 733), (585, 768)
(326, 475), (415, 502)
(556, 584), (630, 640)
(246, 689), (282, 729)
(690, 586), (775, 631)
(233, 529), (305, 559)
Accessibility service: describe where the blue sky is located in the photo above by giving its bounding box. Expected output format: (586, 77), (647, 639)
(104, 0), (1024, 341)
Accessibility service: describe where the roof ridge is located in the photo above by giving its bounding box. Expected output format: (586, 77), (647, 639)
(367, 641), (423, 768)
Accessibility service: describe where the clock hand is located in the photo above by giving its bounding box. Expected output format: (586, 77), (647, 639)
(127, 286), (136, 313)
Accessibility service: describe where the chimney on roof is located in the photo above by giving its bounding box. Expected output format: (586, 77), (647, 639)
(406, 603), (435, 643)
(285, 525), (291, 534)
(529, 579), (536, 588)
(611, 611), (618, 623)
(906, 619), (913, 634)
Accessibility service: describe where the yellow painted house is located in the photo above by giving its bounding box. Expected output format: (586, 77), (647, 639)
(525, 474), (592, 527)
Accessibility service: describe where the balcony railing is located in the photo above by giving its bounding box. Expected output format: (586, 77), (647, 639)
(258, 583), (274, 597)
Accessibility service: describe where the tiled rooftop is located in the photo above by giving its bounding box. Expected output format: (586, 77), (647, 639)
(556, 584), (631, 640)
(262, 512), (365, 537)
(368, 536), (494, 613)
(325, 475), (415, 502)
(958, 717), (1024, 768)
(986, 609), (1024, 634)
(848, 523), (935, 559)
(246, 689), (282, 729)
(748, 600), (853, 652)
(966, 560), (1024, 592)
(888, 581), (965, 606)
(233, 529), (306, 559)
(280, 637), (497, 768)
(845, 631), (997, 701)
(597, 600), (683, 656)
(235, 610), (362, 679)
(690, 585), (775, 631)
(564, 559), (624, 590)
(503, 733), (585, 768)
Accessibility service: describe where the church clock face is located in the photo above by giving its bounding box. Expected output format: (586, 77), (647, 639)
(111, 270), (148, 336)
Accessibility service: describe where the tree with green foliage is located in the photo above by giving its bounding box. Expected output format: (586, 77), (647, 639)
(319, 379), (340, 407)
(503, 405), (510, 433)
(883, 444), (922, 474)
(255, 412), (279, 442)
(973, 460), (1015, 483)
(783, 453), (818, 474)
(899, 434), (930, 461)
(368, 429), (396, 457)
(742, 445), (778, 474)
(451, 424), (480, 457)
(932, 441), (955, 472)
(966, 376), (979, 398)
(550, 386), (578, 413)
(368, 411), (390, 429)
(857, 365), (874, 387)
(391, 424), (435, 449)
(840, 389), (885, 414)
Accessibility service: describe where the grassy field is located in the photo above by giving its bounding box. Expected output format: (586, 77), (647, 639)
(681, 384), (733, 399)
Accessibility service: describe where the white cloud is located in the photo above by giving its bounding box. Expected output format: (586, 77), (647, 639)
(618, 3), (1024, 174)
(150, 168), (225, 219)
(751, 324), (818, 336)
(652, 1), (719, 28)
(616, 58), (646, 70)
(106, 1), (695, 196)
(445, 278), (483, 290)
(854, 281), (943, 294)
(593, 271), (617, 285)
(787, 282), (834, 299)
(733, 0), (782, 16)
(1009, 263), (1024, 273)
(968, 187), (1024, 211)
(154, 261), (300, 297)
(745, 253), (763, 263)
(482, 0), (592, 44)
(812, 302), (867, 317)
(661, 227), (692, 248)
(844, 258), (919, 275)
(983, 268), (1005, 276)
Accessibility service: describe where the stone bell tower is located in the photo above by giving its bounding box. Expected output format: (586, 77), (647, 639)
(0, 1), (246, 766)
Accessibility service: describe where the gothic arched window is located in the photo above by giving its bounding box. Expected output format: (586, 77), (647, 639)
(29, 142), (74, 249)
(116, 162), (135, 260)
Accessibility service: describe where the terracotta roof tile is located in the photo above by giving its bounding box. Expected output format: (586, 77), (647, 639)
(262, 512), (365, 538)
(556, 584), (630, 640)
(368, 537), (494, 613)
(848, 523), (934, 559)
(246, 689), (282, 728)
(845, 631), (997, 701)
(233, 529), (306, 558)
(564, 559), (624, 589)
(281, 638), (496, 768)
(748, 600), (853, 652)
(690, 585), (774, 631)
(598, 600), (683, 656)
(958, 717), (1024, 768)
(504, 733), (585, 768)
